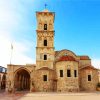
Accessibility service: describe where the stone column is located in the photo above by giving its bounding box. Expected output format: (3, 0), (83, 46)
(27, 78), (28, 89)
(23, 76), (25, 89)
(21, 76), (24, 89)
(27, 78), (29, 89)
(25, 77), (27, 89)
(19, 75), (21, 90)
(14, 75), (16, 88)
(24, 77), (26, 89)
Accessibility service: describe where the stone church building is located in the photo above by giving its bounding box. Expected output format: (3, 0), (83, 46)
(6, 9), (99, 92)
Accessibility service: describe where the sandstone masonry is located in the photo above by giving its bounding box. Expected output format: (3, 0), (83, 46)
(6, 9), (99, 92)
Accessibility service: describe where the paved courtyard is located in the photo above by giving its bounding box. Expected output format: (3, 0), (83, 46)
(0, 91), (100, 100)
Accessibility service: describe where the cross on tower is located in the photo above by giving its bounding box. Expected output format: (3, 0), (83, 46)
(45, 4), (47, 9)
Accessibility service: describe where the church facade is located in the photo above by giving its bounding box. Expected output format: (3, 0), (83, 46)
(6, 9), (99, 92)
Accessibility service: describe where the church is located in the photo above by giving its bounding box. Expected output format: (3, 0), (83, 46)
(6, 9), (99, 92)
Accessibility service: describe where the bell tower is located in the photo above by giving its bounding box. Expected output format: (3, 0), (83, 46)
(36, 9), (55, 70)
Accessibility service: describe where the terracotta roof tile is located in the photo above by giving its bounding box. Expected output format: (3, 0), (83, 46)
(80, 65), (97, 70)
(57, 56), (77, 62)
(80, 56), (90, 60)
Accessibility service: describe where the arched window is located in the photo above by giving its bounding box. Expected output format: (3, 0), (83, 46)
(43, 75), (47, 81)
(44, 24), (47, 30)
(60, 70), (63, 77)
(88, 75), (91, 81)
(74, 70), (77, 77)
(67, 69), (71, 77)
(44, 54), (47, 60)
(44, 40), (47, 46)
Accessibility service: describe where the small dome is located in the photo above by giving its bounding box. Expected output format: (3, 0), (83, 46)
(57, 55), (77, 62)
(42, 9), (49, 12)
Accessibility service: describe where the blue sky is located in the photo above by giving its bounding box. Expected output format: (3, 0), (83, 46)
(0, 0), (100, 68)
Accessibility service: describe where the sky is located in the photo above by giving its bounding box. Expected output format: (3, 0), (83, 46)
(0, 0), (100, 68)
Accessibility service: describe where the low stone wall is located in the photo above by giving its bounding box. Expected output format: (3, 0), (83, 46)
(80, 68), (99, 91)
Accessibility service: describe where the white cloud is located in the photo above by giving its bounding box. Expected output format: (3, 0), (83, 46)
(0, 0), (21, 31)
(0, 31), (35, 67)
(0, 31), (11, 67)
(0, 0), (35, 67)
(92, 59), (100, 69)
(11, 41), (35, 66)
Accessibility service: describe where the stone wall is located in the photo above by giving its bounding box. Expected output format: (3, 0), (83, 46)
(98, 70), (100, 82)
(6, 64), (35, 92)
(80, 68), (99, 91)
(33, 69), (55, 92)
(36, 11), (55, 31)
(55, 61), (79, 92)
(6, 63), (99, 92)
(79, 60), (91, 69)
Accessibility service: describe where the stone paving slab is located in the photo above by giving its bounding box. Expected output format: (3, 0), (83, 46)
(19, 92), (100, 100)
(0, 92), (100, 100)
(0, 92), (27, 100)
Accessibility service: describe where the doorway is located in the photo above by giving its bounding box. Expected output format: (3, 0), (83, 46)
(14, 69), (30, 91)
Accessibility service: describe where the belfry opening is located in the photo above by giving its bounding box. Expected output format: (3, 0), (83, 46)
(14, 69), (30, 91)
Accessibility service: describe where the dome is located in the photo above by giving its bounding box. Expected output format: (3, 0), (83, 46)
(42, 9), (49, 12)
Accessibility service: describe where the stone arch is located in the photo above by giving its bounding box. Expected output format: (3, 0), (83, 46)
(55, 49), (78, 61)
(14, 68), (31, 91)
(14, 67), (31, 76)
